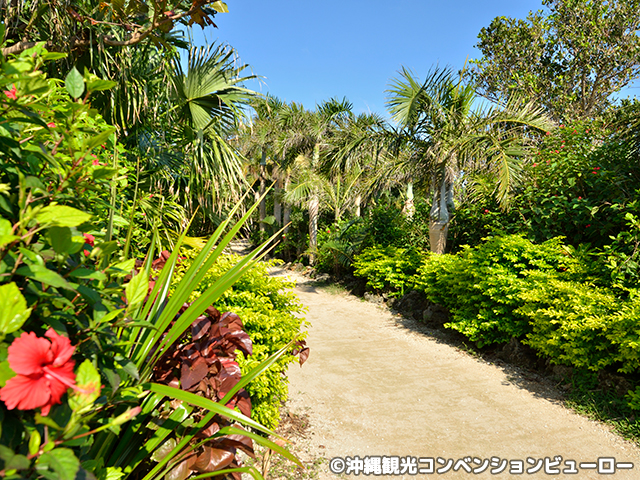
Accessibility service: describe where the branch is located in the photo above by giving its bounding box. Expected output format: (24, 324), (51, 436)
(2, 3), (208, 57)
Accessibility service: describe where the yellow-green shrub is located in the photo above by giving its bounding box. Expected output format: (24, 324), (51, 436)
(413, 235), (581, 346)
(173, 251), (307, 429)
(352, 246), (427, 296)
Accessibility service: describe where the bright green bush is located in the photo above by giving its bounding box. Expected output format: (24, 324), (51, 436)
(413, 235), (581, 346)
(173, 251), (307, 429)
(353, 246), (427, 296)
(518, 278), (621, 370)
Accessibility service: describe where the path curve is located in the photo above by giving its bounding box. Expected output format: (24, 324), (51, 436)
(277, 270), (640, 480)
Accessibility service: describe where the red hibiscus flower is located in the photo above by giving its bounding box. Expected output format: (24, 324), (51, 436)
(3, 85), (17, 100)
(47, 122), (56, 128)
(83, 232), (95, 246)
(0, 329), (76, 416)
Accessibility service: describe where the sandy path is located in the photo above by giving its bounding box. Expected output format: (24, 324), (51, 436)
(277, 270), (640, 480)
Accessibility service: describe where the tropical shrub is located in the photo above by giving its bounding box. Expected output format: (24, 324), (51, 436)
(449, 121), (640, 254)
(413, 235), (582, 346)
(353, 246), (427, 297)
(0, 45), (301, 480)
(315, 219), (367, 274)
(361, 203), (408, 249)
(171, 252), (308, 430)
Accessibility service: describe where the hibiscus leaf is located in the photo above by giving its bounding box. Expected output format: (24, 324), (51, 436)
(69, 360), (101, 413)
(36, 205), (92, 228)
(47, 227), (73, 254)
(0, 282), (32, 334)
(0, 361), (15, 387)
(35, 413), (62, 430)
(115, 355), (139, 381)
(65, 67), (85, 99)
(125, 272), (148, 310)
(36, 448), (80, 480)
(16, 265), (72, 290)
(29, 430), (42, 456)
(0, 218), (19, 248)
(0, 445), (30, 470)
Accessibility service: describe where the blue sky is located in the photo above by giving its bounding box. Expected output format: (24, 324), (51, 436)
(191, 0), (636, 117)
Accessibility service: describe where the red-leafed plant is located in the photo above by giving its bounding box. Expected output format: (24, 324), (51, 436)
(152, 307), (256, 479)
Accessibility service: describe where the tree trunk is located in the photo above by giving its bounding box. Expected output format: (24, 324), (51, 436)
(308, 193), (319, 264)
(259, 150), (267, 233)
(283, 174), (291, 234)
(403, 181), (415, 218)
(429, 175), (452, 254)
(273, 176), (282, 227)
(308, 143), (321, 264)
(355, 194), (361, 217)
(429, 221), (449, 254)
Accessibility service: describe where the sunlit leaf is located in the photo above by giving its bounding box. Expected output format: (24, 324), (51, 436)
(0, 282), (32, 334)
(65, 67), (85, 99)
(36, 205), (92, 228)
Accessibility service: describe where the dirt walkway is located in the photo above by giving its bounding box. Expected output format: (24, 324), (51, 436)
(275, 270), (640, 480)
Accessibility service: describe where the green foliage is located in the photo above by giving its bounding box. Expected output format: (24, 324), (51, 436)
(468, 0), (640, 121)
(353, 246), (427, 297)
(450, 122), (640, 260)
(0, 44), (301, 480)
(414, 235), (580, 346)
(517, 278), (621, 371)
(361, 204), (409, 249)
(173, 251), (307, 429)
(408, 234), (640, 409)
(315, 219), (367, 274)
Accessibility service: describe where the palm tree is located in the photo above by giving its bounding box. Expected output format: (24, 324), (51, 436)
(144, 43), (257, 231)
(279, 98), (353, 263)
(321, 111), (391, 217)
(238, 95), (288, 233)
(387, 66), (553, 253)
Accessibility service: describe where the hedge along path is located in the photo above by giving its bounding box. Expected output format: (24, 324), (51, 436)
(275, 269), (640, 480)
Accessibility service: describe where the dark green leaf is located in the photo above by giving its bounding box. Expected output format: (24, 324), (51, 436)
(16, 265), (72, 290)
(69, 268), (107, 281)
(115, 357), (139, 381)
(37, 448), (80, 480)
(48, 227), (73, 254)
(92, 168), (118, 181)
(84, 128), (115, 151)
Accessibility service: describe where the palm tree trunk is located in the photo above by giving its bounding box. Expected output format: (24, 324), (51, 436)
(273, 176), (282, 227)
(355, 194), (361, 217)
(429, 175), (451, 254)
(259, 150), (267, 233)
(309, 192), (319, 264)
(283, 174), (291, 233)
(403, 181), (415, 217)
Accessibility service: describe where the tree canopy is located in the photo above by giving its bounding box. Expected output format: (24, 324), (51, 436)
(467, 0), (640, 122)
(2, 0), (229, 57)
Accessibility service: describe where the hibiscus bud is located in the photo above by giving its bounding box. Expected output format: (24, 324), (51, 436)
(111, 406), (142, 426)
